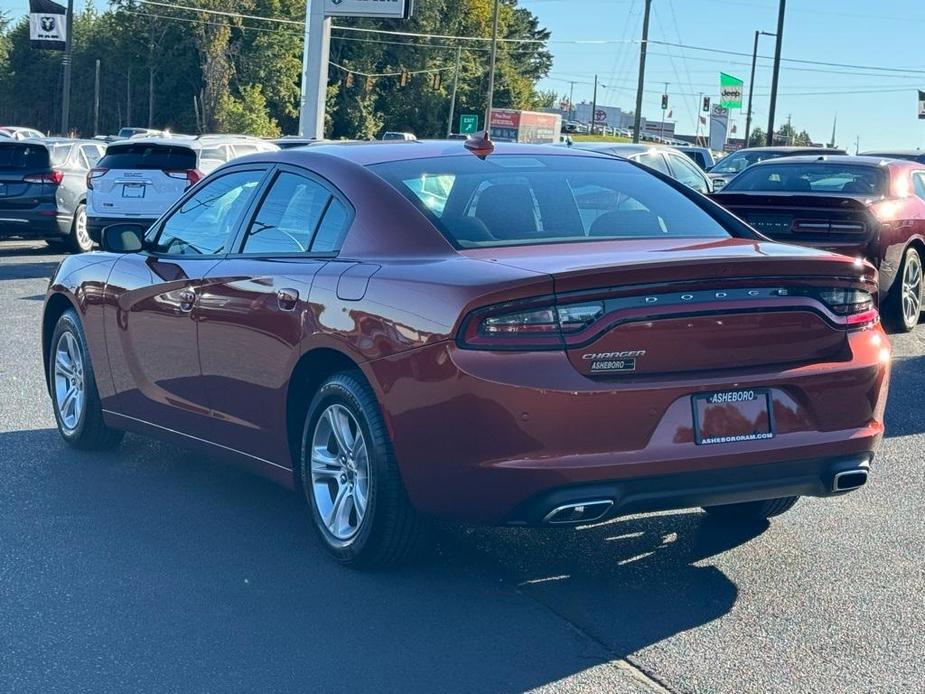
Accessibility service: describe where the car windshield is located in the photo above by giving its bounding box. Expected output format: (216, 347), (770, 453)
(371, 154), (731, 249)
(723, 163), (888, 195)
(711, 150), (792, 174)
(98, 143), (197, 170)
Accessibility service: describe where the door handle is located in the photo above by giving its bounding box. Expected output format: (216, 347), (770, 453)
(178, 289), (196, 313)
(277, 287), (299, 312)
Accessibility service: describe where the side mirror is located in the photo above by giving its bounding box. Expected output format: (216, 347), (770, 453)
(101, 224), (146, 253)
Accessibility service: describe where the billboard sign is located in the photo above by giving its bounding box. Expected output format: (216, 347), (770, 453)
(710, 105), (730, 152)
(324, 0), (412, 18)
(720, 73), (744, 109)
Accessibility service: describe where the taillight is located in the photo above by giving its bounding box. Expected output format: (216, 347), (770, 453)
(86, 167), (108, 190)
(460, 299), (605, 350)
(165, 169), (203, 189)
(24, 169), (63, 185)
(818, 288), (878, 329)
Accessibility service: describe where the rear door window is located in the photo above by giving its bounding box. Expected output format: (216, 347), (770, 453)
(98, 144), (197, 171)
(80, 144), (103, 168)
(912, 172), (925, 200)
(240, 172), (332, 255)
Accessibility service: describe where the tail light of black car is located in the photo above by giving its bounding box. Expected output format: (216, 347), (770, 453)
(24, 169), (63, 185)
(459, 286), (879, 350)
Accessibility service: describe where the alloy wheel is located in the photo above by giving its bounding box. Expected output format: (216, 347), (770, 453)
(53, 331), (85, 433)
(75, 207), (92, 251)
(310, 404), (370, 541)
(902, 251), (922, 329)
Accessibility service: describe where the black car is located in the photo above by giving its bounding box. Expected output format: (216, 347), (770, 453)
(0, 138), (105, 252)
(708, 146), (847, 191)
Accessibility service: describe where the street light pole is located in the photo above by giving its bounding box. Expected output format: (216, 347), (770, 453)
(60, 0), (74, 134)
(766, 0), (787, 146)
(744, 30), (775, 147)
(590, 74), (598, 135)
(485, 0), (501, 132)
(632, 0), (653, 143)
(447, 46), (461, 137)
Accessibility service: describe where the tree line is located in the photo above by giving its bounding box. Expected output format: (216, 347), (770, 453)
(0, 0), (554, 139)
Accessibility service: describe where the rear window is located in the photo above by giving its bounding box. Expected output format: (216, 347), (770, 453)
(371, 154), (730, 248)
(98, 144), (196, 171)
(724, 163), (888, 195)
(0, 143), (49, 169)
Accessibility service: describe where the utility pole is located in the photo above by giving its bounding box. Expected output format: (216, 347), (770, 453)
(568, 81), (576, 122)
(126, 67), (132, 127)
(590, 74), (599, 135)
(485, 0), (501, 131)
(855, 135), (860, 155)
(93, 59), (101, 136)
(829, 114), (837, 148)
(766, 0), (787, 146)
(447, 46), (462, 137)
(60, 0), (74, 134)
(632, 0), (653, 143)
(745, 30), (775, 147)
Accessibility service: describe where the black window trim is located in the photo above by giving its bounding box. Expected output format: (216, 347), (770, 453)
(144, 164), (274, 260)
(227, 162), (355, 259)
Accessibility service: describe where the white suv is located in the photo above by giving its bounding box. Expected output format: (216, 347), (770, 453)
(86, 135), (278, 241)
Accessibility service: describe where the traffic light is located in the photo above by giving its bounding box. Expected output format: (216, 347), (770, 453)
(399, 70), (410, 87)
(661, 94), (669, 110)
(702, 96), (711, 112)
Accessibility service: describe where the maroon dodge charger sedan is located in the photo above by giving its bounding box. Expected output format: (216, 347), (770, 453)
(43, 139), (891, 567)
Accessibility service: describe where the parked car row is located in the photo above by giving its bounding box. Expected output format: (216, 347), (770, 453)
(0, 132), (279, 251)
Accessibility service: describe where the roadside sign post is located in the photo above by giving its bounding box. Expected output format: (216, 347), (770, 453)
(299, 0), (413, 138)
(459, 114), (479, 135)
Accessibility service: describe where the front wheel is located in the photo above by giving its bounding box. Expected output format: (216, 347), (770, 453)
(66, 203), (93, 253)
(888, 246), (922, 333)
(300, 371), (428, 568)
(49, 309), (124, 450)
(702, 496), (798, 522)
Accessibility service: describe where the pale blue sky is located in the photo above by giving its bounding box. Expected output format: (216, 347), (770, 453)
(3, 0), (924, 149)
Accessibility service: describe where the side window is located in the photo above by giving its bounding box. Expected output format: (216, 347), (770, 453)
(913, 172), (925, 200)
(80, 144), (102, 169)
(240, 172), (332, 255)
(667, 154), (710, 193)
(311, 198), (350, 253)
(199, 146), (227, 173)
(634, 152), (671, 176)
(152, 170), (264, 256)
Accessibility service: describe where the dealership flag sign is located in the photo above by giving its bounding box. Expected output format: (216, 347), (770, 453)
(29, 0), (67, 50)
(919, 90), (925, 120)
(720, 73), (744, 109)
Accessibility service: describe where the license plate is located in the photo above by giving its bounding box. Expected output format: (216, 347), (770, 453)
(692, 389), (774, 445)
(122, 183), (145, 198)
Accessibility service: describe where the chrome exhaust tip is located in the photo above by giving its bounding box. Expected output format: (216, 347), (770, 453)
(832, 469), (869, 493)
(542, 500), (613, 525)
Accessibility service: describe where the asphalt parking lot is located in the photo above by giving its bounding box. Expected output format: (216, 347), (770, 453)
(1, 240), (922, 694)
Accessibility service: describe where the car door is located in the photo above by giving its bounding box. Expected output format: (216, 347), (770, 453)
(195, 166), (353, 465)
(103, 167), (269, 438)
(665, 152), (712, 193)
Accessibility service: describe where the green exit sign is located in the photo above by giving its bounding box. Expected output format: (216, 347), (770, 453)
(459, 114), (479, 134)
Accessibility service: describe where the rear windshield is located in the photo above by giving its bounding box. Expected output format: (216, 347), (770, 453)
(0, 143), (50, 169)
(723, 163), (888, 195)
(710, 150), (797, 174)
(370, 154), (731, 248)
(99, 144), (197, 170)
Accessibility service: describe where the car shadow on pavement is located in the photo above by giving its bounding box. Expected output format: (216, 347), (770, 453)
(884, 355), (925, 437)
(456, 510), (758, 665)
(0, 427), (737, 693)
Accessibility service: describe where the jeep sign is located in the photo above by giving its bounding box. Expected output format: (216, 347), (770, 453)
(324, 0), (412, 18)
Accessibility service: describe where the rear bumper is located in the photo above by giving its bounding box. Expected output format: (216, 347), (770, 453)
(87, 215), (157, 244)
(366, 327), (890, 524)
(0, 206), (70, 238)
(508, 454), (872, 525)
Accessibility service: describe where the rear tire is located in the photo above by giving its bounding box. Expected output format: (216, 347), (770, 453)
(887, 246), (922, 333)
(65, 204), (93, 253)
(49, 309), (124, 450)
(300, 371), (428, 568)
(702, 496), (798, 522)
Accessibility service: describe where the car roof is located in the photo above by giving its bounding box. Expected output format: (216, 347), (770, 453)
(744, 154), (904, 167)
(0, 137), (94, 146)
(731, 146), (845, 154)
(570, 142), (681, 155)
(299, 140), (612, 166)
(860, 149), (925, 157)
(106, 135), (273, 150)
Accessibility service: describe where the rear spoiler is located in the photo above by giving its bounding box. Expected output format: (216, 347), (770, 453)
(709, 192), (879, 211)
